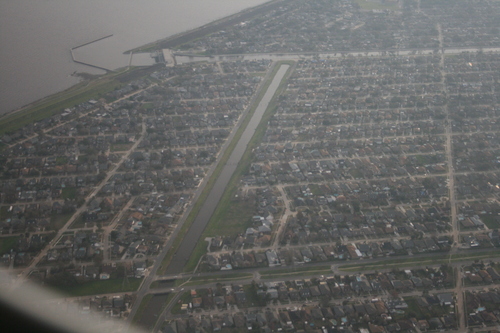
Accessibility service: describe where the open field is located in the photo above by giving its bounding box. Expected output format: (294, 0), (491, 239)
(479, 214), (500, 229)
(61, 187), (77, 200)
(49, 213), (74, 231)
(130, 294), (153, 327)
(199, 190), (261, 238)
(0, 237), (18, 256)
(0, 206), (12, 220)
(134, 293), (172, 331)
(170, 292), (191, 315)
(110, 143), (134, 152)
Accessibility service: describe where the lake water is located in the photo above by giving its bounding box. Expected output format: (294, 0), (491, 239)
(0, 0), (269, 114)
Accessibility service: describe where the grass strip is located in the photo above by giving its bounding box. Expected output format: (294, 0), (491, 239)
(147, 293), (176, 332)
(151, 273), (253, 289)
(49, 277), (143, 297)
(339, 250), (500, 272)
(260, 265), (331, 276)
(130, 294), (153, 327)
(181, 273), (254, 287)
(156, 61), (294, 275)
(0, 236), (18, 256)
(261, 270), (334, 280)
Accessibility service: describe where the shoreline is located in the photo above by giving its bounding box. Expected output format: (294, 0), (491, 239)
(1, 0), (280, 120)
(124, 0), (283, 53)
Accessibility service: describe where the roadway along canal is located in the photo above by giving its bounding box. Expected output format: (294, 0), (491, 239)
(165, 64), (290, 275)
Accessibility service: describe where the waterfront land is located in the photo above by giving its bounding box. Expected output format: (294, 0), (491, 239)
(3, 1), (500, 333)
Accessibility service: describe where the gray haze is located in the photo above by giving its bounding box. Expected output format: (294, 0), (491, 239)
(0, 0), (269, 114)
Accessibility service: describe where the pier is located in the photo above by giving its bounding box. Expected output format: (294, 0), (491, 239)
(71, 34), (113, 50)
(70, 35), (115, 72)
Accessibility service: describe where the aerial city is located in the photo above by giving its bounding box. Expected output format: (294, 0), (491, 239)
(1, 0), (500, 332)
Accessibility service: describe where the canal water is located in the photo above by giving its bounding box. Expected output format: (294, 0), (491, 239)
(164, 64), (290, 275)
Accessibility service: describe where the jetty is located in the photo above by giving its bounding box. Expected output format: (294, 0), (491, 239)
(70, 35), (115, 72)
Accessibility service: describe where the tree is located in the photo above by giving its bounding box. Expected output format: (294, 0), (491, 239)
(110, 230), (119, 241)
(319, 295), (330, 307)
(93, 254), (103, 266)
(116, 265), (125, 278)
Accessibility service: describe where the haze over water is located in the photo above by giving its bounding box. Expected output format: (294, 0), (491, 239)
(0, 0), (269, 114)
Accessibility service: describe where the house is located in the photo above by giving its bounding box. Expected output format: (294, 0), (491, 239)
(192, 297), (202, 308)
(265, 250), (281, 267)
(135, 261), (147, 277)
(100, 264), (114, 279)
(209, 292), (222, 305)
(428, 317), (443, 329)
(85, 266), (99, 279)
(369, 323), (385, 333)
(234, 291), (247, 304)
(309, 286), (321, 297)
(299, 288), (311, 299)
(162, 322), (177, 333)
(437, 293), (454, 306)
(487, 267), (500, 280)
(233, 313), (245, 328)
(222, 314), (234, 327)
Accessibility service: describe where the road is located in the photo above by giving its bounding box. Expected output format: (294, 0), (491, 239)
(272, 185), (292, 248)
(175, 46), (500, 65)
(102, 197), (135, 262)
(437, 23), (465, 332)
